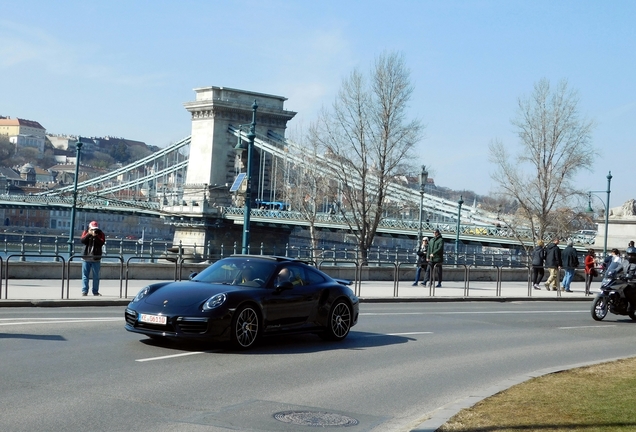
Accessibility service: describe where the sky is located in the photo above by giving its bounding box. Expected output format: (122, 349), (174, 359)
(1, 0), (635, 209)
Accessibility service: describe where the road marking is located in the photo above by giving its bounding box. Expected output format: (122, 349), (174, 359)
(361, 310), (588, 316)
(136, 352), (206, 362)
(559, 325), (617, 329)
(0, 318), (121, 326)
(387, 331), (433, 336)
(363, 331), (433, 337)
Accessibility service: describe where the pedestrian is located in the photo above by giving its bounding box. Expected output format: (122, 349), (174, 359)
(531, 240), (546, 290)
(428, 229), (444, 287)
(584, 248), (596, 296)
(561, 240), (579, 292)
(544, 237), (562, 291)
(413, 238), (430, 286)
(80, 221), (105, 296)
(601, 249), (621, 273)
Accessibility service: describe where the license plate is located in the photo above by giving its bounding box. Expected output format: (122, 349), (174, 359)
(139, 313), (167, 325)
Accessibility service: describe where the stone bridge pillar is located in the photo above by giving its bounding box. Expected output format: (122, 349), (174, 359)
(173, 86), (296, 257)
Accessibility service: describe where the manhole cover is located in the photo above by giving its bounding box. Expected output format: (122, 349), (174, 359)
(273, 410), (359, 427)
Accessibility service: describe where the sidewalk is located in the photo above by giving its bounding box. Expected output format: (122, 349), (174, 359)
(0, 278), (597, 307)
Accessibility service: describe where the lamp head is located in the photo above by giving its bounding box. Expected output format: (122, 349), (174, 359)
(234, 125), (247, 154)
(420, 165), (428, 191)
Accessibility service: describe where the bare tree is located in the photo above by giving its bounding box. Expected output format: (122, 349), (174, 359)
(489, 78), (596, 243)
(276, 137), (334, 263)
(312, 51), (422, 264)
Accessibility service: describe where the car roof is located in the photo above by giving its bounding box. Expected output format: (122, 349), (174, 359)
(228, 254), (308, 264)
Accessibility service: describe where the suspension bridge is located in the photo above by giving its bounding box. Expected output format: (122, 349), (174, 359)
(0, 86), (587, 251)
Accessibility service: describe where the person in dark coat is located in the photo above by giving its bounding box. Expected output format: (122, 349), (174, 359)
(544, 238), (562, 291)
(80, 220), (106, 296)
(413, 238), (430, 286)
(531, 240), (546, 290)
(561, 240), (579, 292)
(428, 229), (444, 287)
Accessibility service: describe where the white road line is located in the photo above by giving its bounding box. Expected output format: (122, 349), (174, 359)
(387, 331), (433, 336)
(559, 325), (617, 329)
(361, 310), (588, 316)
(0, 318), (121, 326)
(136, 352), (206, 362)
(363, 331), (433, 337)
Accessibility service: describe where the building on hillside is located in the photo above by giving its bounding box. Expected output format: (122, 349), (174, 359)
(47, 134), (76, 150)
(0, 117), (46, 152)
(48, 163), (106, 186)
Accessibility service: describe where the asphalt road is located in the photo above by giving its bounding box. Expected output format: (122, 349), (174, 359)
(1, 302), (635, 432)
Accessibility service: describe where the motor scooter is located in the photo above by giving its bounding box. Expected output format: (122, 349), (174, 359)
(591, 261), (636, 321)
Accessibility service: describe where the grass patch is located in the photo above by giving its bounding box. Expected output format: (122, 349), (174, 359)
(438, 357), (636, 432)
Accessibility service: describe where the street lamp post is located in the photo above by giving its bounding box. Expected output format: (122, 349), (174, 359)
(455, 195), (464, 257)
(417, 165), (428, 245)
(586, 171), (612, 256)
(68, 138), (83, 255)
(235, 101), (258, 254)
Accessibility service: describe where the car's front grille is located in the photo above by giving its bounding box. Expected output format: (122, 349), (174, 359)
(125, 309), (137, 326)
(176, 317), (208, 334)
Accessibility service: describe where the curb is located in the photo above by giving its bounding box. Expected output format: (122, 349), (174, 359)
(410, 355), (634, 432)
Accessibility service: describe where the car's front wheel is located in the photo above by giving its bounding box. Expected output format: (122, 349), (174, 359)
(321, 300), (352, 341)
(231, 305), (260, 349)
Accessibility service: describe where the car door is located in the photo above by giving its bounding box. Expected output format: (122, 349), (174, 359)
(262, 264), (317, 330)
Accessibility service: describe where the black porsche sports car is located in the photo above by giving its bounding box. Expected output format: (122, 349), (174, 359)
(125, 255), (359, 349)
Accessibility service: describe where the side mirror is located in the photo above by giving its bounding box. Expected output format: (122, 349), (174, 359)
(189, 272), (198, 280)
(276, 281), (294, 291)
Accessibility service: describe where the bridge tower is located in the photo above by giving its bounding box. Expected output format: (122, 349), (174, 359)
(174, 86), (297, 255)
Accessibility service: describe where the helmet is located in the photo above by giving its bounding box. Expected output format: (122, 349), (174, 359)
(626, 247), (636, 264)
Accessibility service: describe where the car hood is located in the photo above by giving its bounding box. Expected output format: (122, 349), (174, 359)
(143, 281), (238, 308)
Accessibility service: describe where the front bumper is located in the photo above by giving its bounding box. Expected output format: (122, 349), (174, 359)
(124, 307), (231, 340)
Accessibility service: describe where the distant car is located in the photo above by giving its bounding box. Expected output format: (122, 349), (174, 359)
(572, 230), (597, 245)
(124, 255), (359, 349)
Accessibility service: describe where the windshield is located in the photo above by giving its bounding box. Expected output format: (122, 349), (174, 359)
(606, 260), (624, 278)
(192, 258), (277, 286)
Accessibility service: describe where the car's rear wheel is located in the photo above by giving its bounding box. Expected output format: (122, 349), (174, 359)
(321, 300), (352, 341)
(231, 304), (260, 349)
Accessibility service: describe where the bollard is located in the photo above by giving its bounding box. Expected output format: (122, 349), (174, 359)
(20, 235), (25, 262)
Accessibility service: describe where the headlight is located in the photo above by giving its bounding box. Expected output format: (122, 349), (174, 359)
(202, 293), (227, 311)
(132, 286), (151, 303)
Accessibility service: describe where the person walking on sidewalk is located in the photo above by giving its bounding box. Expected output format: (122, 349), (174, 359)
(584, 248), (596, 296)
(531, 240), (546, 290)
(413, 238), (430, 286)
(561, 240), (579, 292)
(80, 221), (105, 296)
(428, 229), (444, 287)
(544, 237), (562, 291)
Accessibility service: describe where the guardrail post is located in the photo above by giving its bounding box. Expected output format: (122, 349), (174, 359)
(205, 241), (211, 263)
(38, 237), (42, 255)
(54, 236), (60, 261)
(20, 235), (25, 262)
(260, 242), (264, 255)
(233, 242), (237, 255)
(119, 238), (124, 258)
(150, 239), (155, 263)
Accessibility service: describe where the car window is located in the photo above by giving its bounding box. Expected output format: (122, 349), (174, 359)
(275, 264), (307, 286)
(193, 258), (276, 285)
(303, 266), (328, 286)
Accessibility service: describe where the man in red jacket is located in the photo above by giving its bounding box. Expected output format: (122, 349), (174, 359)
(80, 221), (105, 296)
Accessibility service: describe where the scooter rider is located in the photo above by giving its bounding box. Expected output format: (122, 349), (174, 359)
(622, 247), (636, 310)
